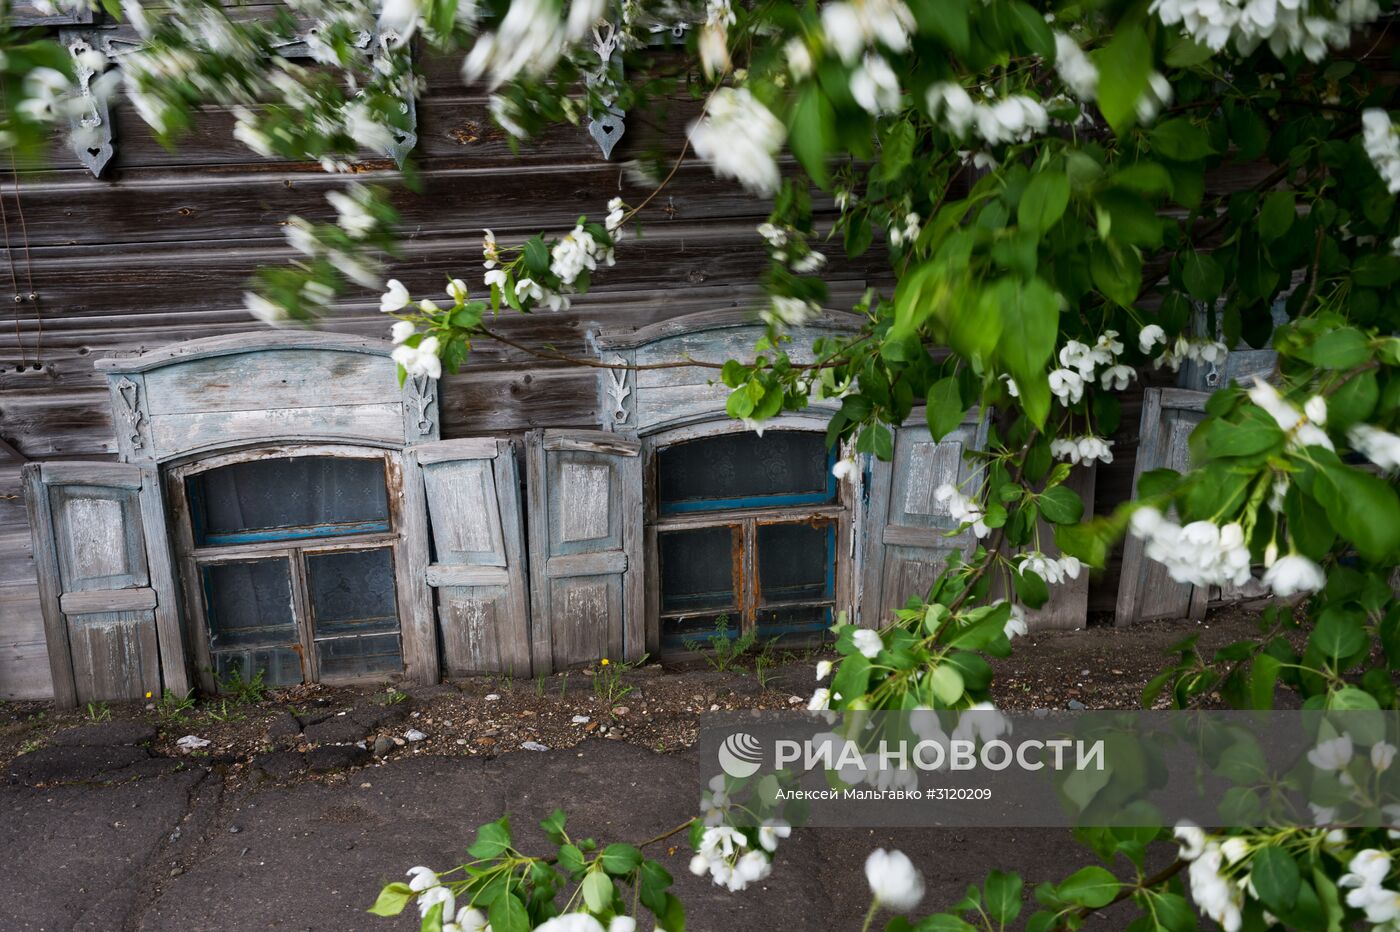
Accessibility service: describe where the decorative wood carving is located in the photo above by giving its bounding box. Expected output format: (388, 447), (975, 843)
(405, 373), (439, 439)
(114, 376), (146, 453)
(61, 30), (115, 178)
(584, 22), (626, 159)
(54, 22), (418, 174)
(603, 356), (632, 429)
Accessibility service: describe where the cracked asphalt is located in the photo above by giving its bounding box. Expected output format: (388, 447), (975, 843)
(1, 732), (1099, 931)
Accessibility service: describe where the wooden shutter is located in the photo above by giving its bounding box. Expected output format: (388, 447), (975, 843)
(860, 412), (988, 624)
(408, 439), (531, 677)
(1114, 388), (1209, 625)
(23, 462), (186, 706)
(526, 429), (644, 671)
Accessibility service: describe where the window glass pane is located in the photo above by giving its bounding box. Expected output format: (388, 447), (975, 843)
(203, 559), (297, 650)
(316, 633), (402, 679)
(659, 526), (737, 613)
(214, 647), (304, 688)
(757, 521), (834, 604)
(188, 456), (389, 545)
(307, 548), (399, 637)
(657, 431), (832, 512)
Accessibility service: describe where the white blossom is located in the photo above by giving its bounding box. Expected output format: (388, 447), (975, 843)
(1053, 32), (1099, 100)
(1150, 0), (1379, 63)
(1308, 733), (1354, 771)
(1364, 109), (1400, 193)
(1249, 378), (1334, 452)
(1261, 553), (1325, 597)
(689, 88), (786, 196)
(832, 458), (858, 481)
(1048, 369), (1084, 405)
(1373, 742), (1397, 772)
(1186, 843), (1243, 932)
(820, 0), (915, 64)
(380, 279), (411, 313)
(244, 292), (289, 325)
(1348, 423), (1400, 471)
(1175, 823), (1208, 861)
(785, 38), (814, 79)
(850, 54), (901, 114)
(764, 295), (820, 328)
(816, 660), (833, 681)
(865, 848), (925, 912)
(807, 687), (832, 711)
(534, 915), (606, 932)
(390, 320), (416, 344)
(1139, 324), (1167, 354)
(418, 885), (455, 920)
(327, 189), (376, 238)
(1130, 509), (1253, 588)
(1004, 604), (1028, 639)
(391, 336), (442, 379)
(934, 483), (991, 538)
(1100, 364), (1135, 391)
(852, 628), (883, 659)
(1135, 72), (1173, 124)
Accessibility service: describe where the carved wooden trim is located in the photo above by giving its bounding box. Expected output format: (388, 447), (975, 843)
(61, 30), (115, 178)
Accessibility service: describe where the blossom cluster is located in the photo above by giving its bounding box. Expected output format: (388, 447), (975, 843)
(688, 823), (784, 892)
(1340, 849), (1400, 927)
(688, 88), (786, 196)
(1050, 435), (1114, 466)
(925, 83), (1049, 147)
(1363, 110), (1400, 194)
(756, 223), (828, 275)
(1018, 552), (1084, 588)
(1052, 31), (1099, 101)
(933, 483), (991, 538)
(1050, 331), (1133, 405)
(1248, 378), (1333, 452)
(1129, 507), (1255, 589)
(1139, 324), (1230, 372)
(461, 0), (605, 89)
(1150, 0), (1379, 63)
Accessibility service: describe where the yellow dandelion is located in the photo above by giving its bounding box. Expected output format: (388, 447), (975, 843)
(145, 691), (153, 699)
(600, 658), (610, 666)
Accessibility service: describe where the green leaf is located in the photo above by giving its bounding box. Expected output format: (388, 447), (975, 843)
(601, 843), (644, 876)
(930, 662), (966, 705)
(523, 236), (550, 276)
(1039, 485), (1084, 524)
(1305, 327), (1370, 370)
(1054, 522), (1108, 568)
(1182, 250), (1224, 302)
(582, 871), (614, 913)
(1248, 655), (1281, 710)
(1199, 410), (1284, 458)
(368, 883), (414, 917)
(540, 809), (567, 844)
(488, 894), (531, 932)
(1304, 457), (1400, 561)
(983, 870), (1024, 924)
(1252, 848), (1301, 913)
(1092, 28), (1151, 133)
(913, 915), (977, 931)
(926, 377), (966, 441)
(1014, 568), (1049, 609)
(1150, 118), (1217, 161)
(1017, 171), (1070, 232)
(1007, 0), (1055, 57)
(995, 276), (1060, 426)
(468, 817), (513, 859)
(1056, 867), (1119, 909)
(880, 120), (915, 182)
(789, 85), (833, 187)
(1258, 191), (1295, 241)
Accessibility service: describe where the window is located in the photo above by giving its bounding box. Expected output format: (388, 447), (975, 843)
(177, 452), (403, 688)
(653, 430), (840, 649)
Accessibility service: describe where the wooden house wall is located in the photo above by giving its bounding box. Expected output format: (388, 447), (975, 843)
(0, 31), (1304, 698)
(0, 50), (891, 698)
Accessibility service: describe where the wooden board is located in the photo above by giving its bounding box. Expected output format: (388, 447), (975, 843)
(525, 429), (644, 671)
(860, 410), (989, 625)
(1114, 388), (1210, 625)
(410, 438), (531, 677)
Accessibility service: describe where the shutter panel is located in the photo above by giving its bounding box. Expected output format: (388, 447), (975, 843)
(860, 412), (988, 624)
(408, 439), (531, 677)
(526, 429), (643, 671)
(1115, 388), (1209, 625)
(23, 461), (185, 706)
